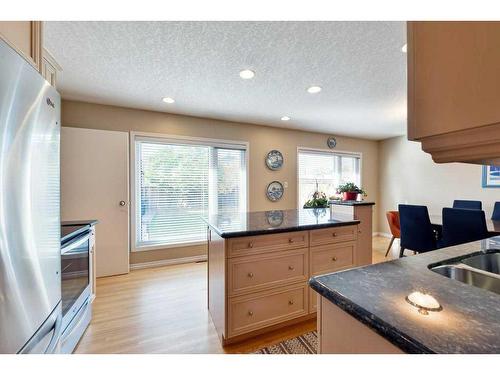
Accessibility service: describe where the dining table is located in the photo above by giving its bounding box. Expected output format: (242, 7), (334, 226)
(429, 214), (500, 236)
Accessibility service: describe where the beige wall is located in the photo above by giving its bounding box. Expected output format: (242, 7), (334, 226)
(378, 135), (500, 234)
(62, 100), (379, 265)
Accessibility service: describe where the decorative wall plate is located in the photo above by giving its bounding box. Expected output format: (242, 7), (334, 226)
(266, 181), (284, 202)
(265, 150), (284, 170)
(327, 136), (337, 149)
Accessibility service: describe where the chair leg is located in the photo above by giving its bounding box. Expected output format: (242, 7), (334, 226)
(385, 236), (395, 257)
(399, 246), (405, 258)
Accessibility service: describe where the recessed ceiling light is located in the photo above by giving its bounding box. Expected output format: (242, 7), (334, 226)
(307, 86), (322, 94)
(280, 116), (291, 121)
(162, 97), (175, 104)
(239, 69), (255, 79)
(401, 44), (407, 53)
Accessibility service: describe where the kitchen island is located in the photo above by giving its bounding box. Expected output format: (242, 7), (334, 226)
(310, 236), (500, 354)
(204, 208), (372, 345)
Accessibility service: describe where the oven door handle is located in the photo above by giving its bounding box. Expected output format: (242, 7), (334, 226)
(61, 233), (91, 255)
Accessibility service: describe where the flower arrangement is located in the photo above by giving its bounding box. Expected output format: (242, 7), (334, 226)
(303, 180), (329, 208)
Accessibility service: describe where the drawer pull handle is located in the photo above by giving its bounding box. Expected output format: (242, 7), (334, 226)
(332, 256), (337, 262)
(289, 238), (294, 243)
(249, 242), (254, 248)
(288, 300), (294, 305)
(248, 272), (254, 278)
(332, 233), (337, 237)
(248, 311), (254, 316)
(288, 265), (294, 271)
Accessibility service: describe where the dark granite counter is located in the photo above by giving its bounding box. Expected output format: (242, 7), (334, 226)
(329, 200), (375, 206)
(309, 236), (500, 353)
(203, 208), (359, 238)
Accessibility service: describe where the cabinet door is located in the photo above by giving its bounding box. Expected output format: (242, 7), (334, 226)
(408, 22), (500, 140)
(0, 21), (42, 71)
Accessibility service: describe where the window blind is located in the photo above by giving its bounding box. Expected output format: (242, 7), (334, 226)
(135, 139), (246, 248)
(298, 150), (360, 207)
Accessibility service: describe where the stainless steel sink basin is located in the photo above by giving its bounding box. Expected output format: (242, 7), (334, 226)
(461, 252), (500, 275)
(431, 264), (500, 295)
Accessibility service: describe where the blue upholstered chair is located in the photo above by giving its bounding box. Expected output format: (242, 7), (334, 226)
(439, 208), (489, 248)
(452, 200), (482, 210)
(398, 204), (438, 258)
(492, 202), (500, 221)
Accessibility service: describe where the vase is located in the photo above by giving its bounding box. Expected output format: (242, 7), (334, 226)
(342, 192), (357, 201)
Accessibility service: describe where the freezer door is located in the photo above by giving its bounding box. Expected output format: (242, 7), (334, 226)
(0, 39), (61, 353)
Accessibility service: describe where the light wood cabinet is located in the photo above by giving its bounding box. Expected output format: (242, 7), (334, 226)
(0, 21), (43, 72)
(208, 224), (362, 345)
(407, 21), (500, 165)
(42, 48), (62, 87)
(318, 296), (404, 353)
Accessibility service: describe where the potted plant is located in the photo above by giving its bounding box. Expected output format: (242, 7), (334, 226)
(336, 182), (366, 201)
(303, 190), (328, 208)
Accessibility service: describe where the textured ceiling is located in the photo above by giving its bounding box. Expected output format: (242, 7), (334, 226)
(44, 21), (407, 140)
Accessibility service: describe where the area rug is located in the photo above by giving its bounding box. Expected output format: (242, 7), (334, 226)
(254, 331), (317, 354)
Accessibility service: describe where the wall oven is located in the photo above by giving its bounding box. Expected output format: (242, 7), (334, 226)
(60, 225), (93, 353)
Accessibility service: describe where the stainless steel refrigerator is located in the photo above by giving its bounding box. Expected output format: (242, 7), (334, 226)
(0, 39), (62, 353)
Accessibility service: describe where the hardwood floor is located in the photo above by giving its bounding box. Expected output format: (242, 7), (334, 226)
(75, 236), (397, 354)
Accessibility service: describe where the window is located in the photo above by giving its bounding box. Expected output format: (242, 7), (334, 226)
(134, 135), (247, 249)
(298, 149), (361, 207)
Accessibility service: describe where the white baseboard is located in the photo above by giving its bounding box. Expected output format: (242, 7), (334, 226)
(130, 254), (207, 270)
(373, 232), (392, 238)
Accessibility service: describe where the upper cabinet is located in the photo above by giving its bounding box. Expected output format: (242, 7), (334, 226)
(407, 22), (500, 165)
(0, 21), (43, 72)
(42, 48), (62, 88)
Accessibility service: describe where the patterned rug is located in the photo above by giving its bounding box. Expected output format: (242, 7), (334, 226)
(254, 331), (317, 354)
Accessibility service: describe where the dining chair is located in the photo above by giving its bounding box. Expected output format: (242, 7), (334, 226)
(385, 211), (400, 257)
(398, 204), (438, 258)
(452, 200), (482, 210)
(492, 202), (500, 220)
(439, 208), (489, 248)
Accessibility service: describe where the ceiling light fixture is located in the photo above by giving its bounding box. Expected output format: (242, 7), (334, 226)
(401, 44), (408, 53)
(239, 69), (255, 79)
(307, 86), (322, 94)
(162, 97), (175, 104)
(280, 116), (291, 121)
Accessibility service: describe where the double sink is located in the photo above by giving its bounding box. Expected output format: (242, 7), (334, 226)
(430, 250), (500, 295)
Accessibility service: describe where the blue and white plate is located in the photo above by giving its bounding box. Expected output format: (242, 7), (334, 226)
(266, 181), (284, 202)
(265, 150), (284, 170)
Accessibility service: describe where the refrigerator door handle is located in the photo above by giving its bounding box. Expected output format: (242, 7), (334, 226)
(19, 303), (62, 354)
(45, 311), (62, 354)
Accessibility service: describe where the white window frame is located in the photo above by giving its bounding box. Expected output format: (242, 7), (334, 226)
(130, 131), (249, 252)
(296, 146), (363, 208)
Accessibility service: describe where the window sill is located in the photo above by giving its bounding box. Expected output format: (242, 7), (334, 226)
(132, 240), (207, 252)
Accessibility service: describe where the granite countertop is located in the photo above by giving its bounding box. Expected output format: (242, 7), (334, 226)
(309, 236), (500, 353)
(203, 208), (360, 238)
(329, 200), (375, 206)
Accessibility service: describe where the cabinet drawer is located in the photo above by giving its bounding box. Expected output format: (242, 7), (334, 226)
(228, 249), (308, 296)
(227, 231), (308, 258)
(310, 225), (357, 247)
(227, 284), (308, 338)
(310, 242), (355, 276)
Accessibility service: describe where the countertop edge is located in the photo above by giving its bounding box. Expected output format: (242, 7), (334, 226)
(329, 201), (376, 206)
(206, 219), (361, 238)
(61, 219), (99, 226)
(308, 277), (435, 354)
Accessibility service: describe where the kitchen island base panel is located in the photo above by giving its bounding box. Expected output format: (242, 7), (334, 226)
(222, 313), (316, 346)
(207, 219), (368, 346)
(318, 296), (403, 354)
